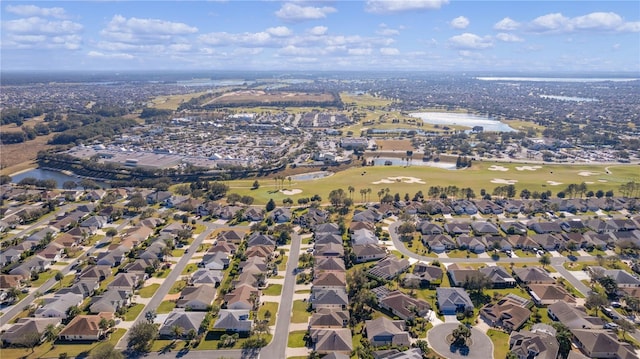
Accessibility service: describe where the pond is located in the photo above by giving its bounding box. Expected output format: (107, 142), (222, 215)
(290, 171), (334, 181)
(369, 157), (457, 169)
(11, 168), (110, 189)
(410, 112), (516, 132)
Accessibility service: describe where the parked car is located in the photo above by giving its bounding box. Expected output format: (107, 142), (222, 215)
(602, 306), (620, 320)
(604, 322), (619, 330)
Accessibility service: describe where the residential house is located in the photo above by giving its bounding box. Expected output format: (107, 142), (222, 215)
(500, 222), (528, 235)
(89, 290), (131, 313)
(315, 257), (346, 273)
(547, 301), (604, 329)
(403, 263), (443, 289)
(246, 233), (276, 247)
(314, 222), (340, 235)
(418, 221), (444, 235)
(368, 256), (410, 280)
(107, 272), (143, 293)
(352, 208), (382, 223)
(190, 269), (223, 287)
(96, 246), (127, 267)
(270, 207), (292, 223)
(479, 266), (517, 288)
(436, 287), (474, 315)
(456, 235), (487, 253)
(421, 234), (455, 252)
(571, 329), (638, 359)
(309, 308), (349, 328)
(309, 328), (353, 355)
(243, 208), (264, 222)
(513, 267), (555, 285)
(480, 294), (531, 332)
(528, 284), (576, 306)
(158, 310), (206, 338)
(315, 233), (343, 245)
(351, 228), (378, 246)
(201, 251), (230, 270)
(379, 291), (430, 320)
(214, 309), (253, 333)
(313, 271), (347, 290)
(531, 233), (563, 251)
(58, 313), (114, 341)
(471, 221), (500, 235)
(507, 235), (540, 251)
(1, 317), (61, 346)
(217, 229), (246, 243)
(315, 243), (345, 257)
(529, 222), (563, 234)
(80, 215), (108, 229)
(224, 283), (259, 310)
(351, 243), (385, 262)
(176, 285), (215, 310)
(365, 317), (411, 347)
(310, 288), (349, 310)
(78, 265), (112, 283)
(509, 329), (559, 359)
(588, 266), (640, 288)
(57, 280), (98, 298)
(38, 243), (64, 264)
(444, 222), (471, 235)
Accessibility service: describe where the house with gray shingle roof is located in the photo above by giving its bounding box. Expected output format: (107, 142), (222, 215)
(365, 317), (410, 347)
(436, 287), (473, 315)
(159, 310), (206, 338)
(214, 309), (252, 333)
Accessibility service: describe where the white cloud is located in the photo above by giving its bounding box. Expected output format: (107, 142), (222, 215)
(450, 16), (469, 29)
(377, 28), (400, 36)
(494, 17), (520, 31)
(87, 51), (135, 60)
(266, 26), (292, 37)
(495, 33), (523, 42)
(198, 31), (276, 47)
(101, 15), (197, 43)
(5, 4), (67, 19)
(380, 47), (400, 55)
(365, 0), (449, 14)
(308, 26), (328, 36)
(275, 3), (336, 22)
(4, 17), (82, 34)
(348, 48), (372, 55)
(448, 33), (493, 49)
(529, 13), (570, 33)
(279, 45), (319, 56)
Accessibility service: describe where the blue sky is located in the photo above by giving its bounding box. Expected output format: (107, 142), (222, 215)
(1, 1), (639, 73)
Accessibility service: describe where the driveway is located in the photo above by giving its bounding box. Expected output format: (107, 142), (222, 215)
(427, 323), (494, 359)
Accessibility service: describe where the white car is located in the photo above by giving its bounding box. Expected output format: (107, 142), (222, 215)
(604, 322), (619, 330)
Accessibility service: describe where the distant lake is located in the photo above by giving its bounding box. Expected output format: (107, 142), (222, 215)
(476, 77), (638, 82)
(409, 112), (516, 132)
(540, 94), (598, 102)
(11, 168), (109, 189)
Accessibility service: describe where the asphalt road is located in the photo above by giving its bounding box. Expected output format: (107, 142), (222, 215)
(427, 323), (493, 359)
(115, 221), (219, 350)
(259, 232), (302, 359)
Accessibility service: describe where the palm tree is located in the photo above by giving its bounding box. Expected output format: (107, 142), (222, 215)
(348, 186), (355, 200)
(43, 323), (59, 343)
(539, 254), (551, 269)
(172, 325), (184, 340)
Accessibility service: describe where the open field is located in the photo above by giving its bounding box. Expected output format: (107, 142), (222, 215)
(340, 92), (393, 108)
(150, 90), (211, 110)
(225, 162), (639, 205)
(0, 134), (54, 175)
(376, 139), (415, 152)
(204, 90), (336, 106)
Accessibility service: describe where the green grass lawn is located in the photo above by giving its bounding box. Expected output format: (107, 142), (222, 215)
(447, 250), (477, 259)
(258, 302), (279, 326)
(31, 270), (58, 287)
(263, 284), (283, 296)
(291, 300), (311, 323)
(157, 300), (176, 314)
(155, 269), (171, 278)
(487, 329), (510, 359)
(182, 263), (199, 275)
(223, 162), (637, 205)
(0, 328), (125, 359)
(277, 255), (288, 271)
(172, 249), (185, 257)
(169, 279), (187, 294)
(124, 303), (145, 321)
(138, 283), (160, 298)
(295, 289), (310, 294)
(288, 330), (307, 348)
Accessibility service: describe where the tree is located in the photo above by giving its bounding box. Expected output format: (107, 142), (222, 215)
(128, 194), (146, 212)
(266, 198), (276, 212)
(62, 180), (77, 189)
(598, 276), (619, 298)
(397, 221), (416, 241)
(66, 305), (81, 322)
(251, 180), (260, 190)
(144, 309), (158, 324)
(90, 343), (124, 359)
(127, 322), (158, 353)
(171, 325), (184, 339)
(539, 254), (551, 269)
(585, 292), (608, 315)
(17, 331), (41, 353)
(55, 272), (64, 288)
(553, 323), (572, 359)
(226, 193), (241, 205)
(625, 296), (640, 316)
(348, 186), (355, 199)
(451, 324), (471, 347)
(328, 188), (347, 208)
(43, 323), (59, 342)
(615, 318), (636, 339)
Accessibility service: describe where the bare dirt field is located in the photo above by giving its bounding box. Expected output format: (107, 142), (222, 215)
(376, 139), (414, 152)
(0, 134), (54, 176)
(204, 90), (335, 106)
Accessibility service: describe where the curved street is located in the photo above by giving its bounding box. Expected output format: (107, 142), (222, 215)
(427, 322), (493, 359)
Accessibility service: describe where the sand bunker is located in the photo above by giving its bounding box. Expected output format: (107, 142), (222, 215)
(598, 179), (608, 183)
(578, 171), (600, 177)
(516, 165), (542, 171)
(281, 189), (303, 195)
(491, 178), (518, 185)
(546, 181), (563, 186)
(372, 176), (426, 185)
(488, 165), (509, 172)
